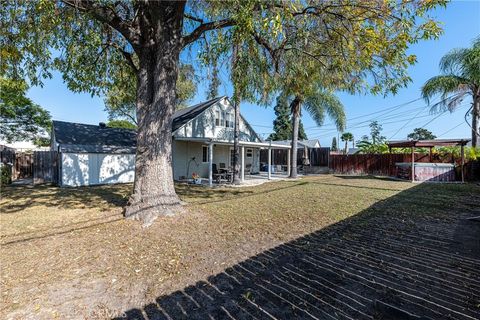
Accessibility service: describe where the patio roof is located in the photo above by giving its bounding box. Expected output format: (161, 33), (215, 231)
(387, 138), (470, 148)
(173, 137), (291, 149)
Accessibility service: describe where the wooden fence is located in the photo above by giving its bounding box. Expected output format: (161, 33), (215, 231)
(0, 149), (58, 184)
(329, 153), (479, 181)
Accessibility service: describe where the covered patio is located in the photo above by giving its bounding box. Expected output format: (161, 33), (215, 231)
(173, 137), (291, 186)
(387, 138), (470, 182)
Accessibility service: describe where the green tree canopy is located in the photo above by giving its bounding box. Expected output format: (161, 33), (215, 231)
(331, 137), (338, 152)
(407, 128), (437, 140)
(0, 77), (51, 143)
(0, 0), (446, 222)
(107, 120), (137, 130)
(341, 132), (354, 154)
(422, 37), (480, 146)
(104, 64), (197, 124)
(356, 121), (389, 154)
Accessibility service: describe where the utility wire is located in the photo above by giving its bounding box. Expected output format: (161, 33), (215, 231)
(388, 108), (426, 140)
(437, 122), (465, 137)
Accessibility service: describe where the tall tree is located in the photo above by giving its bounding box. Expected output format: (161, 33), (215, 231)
(356, 121), (388, 154)
(369, 121), (386, 145)
(1, 1), (445, 222)
(231, 42), (241, 184)
(268, 93), (291, 141)
(331, 137), (338, 152)
(289, 91), (346, 177)
(0, 77), (51, 143)
(298, 120), (308, 140)
(407, 128), (436, 140)
(341, 132), (354, 154)
(422, 38), (480, 146)
(268, 93), (307, 141)
(104, 64), (197, 124)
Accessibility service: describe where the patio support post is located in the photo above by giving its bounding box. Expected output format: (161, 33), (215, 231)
(208, 142), (213, 187)
(241, 146), (245, 182)
(287, 148), (291, 176)
(461, 144), (465, 183)
(268, 147), (272, 180)
(411, 146), (415, 182)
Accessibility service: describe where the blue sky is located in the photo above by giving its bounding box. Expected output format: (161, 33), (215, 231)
(27, 1), (480, 147)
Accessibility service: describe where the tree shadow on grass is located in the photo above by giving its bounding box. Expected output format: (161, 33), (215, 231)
(114, 183), (480, 320)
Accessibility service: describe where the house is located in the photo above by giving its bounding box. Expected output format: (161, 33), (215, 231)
(52, 96), (290, 187)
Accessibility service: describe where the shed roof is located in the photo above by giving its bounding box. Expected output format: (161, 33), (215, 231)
(387, 139), (470, 148)
(53, 120), (137, 153)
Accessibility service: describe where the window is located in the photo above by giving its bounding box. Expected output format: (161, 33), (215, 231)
(246, 148), (253, 158)
(202, 146), (208, 162)
(230, 149), (235, 167)
(215, 110), (234, 128)
(226, 113), (234, 128)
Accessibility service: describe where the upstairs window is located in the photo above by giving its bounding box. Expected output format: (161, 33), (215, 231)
(215, 110), (221, 126)
(225, 113), (234, 128)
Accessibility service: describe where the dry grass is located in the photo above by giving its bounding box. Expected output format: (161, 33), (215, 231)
(0, 175), (478, 319)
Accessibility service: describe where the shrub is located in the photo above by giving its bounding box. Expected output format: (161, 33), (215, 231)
(1, 164), (12, 186)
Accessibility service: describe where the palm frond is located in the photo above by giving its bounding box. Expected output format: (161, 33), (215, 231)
(439, 48), (468, 75)
(421, 75), (470, 112)
(304, 90), (346, 131)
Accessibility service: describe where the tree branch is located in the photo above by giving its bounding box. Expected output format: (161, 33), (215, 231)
(61, 0), (140, 47)
(181, 18), (234, 47)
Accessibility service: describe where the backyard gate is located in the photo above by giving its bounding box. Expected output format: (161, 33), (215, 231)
(33, 151), (59, 184)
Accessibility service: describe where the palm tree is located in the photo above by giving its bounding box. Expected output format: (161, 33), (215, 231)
(289, 90), (345, 178)
(421, 38), (480, 147)
(341, 132), (354, 154)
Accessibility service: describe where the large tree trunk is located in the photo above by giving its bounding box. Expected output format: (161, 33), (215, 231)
(124, 3), (185, 224)
(472, 93), (480, 148)
(289, 96), (302, 178)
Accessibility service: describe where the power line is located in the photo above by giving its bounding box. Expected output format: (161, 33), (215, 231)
(437, 122), (465, 137)
(388, 108), (426, 140)
(304, 97), (424, 130)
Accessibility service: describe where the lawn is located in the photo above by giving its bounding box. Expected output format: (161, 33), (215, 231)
(1, 175), (479, 319)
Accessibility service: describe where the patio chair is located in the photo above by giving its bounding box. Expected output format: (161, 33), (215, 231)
(212, 163), (226, 183)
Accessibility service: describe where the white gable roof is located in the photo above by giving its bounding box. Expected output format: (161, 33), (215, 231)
(173, 97), (261, 143)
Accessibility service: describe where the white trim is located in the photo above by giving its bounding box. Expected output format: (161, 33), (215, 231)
(173, 137), (291, 149)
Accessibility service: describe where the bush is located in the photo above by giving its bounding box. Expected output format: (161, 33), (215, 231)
(1, 164), (12, 186)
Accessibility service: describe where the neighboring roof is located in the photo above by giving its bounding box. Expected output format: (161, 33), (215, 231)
(387, 139), (471, 148)
(273, 139), (321, 148)
(53, 120), (137, 153)
(347, 147), (359, 155)
(172, 96), (225, 132)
